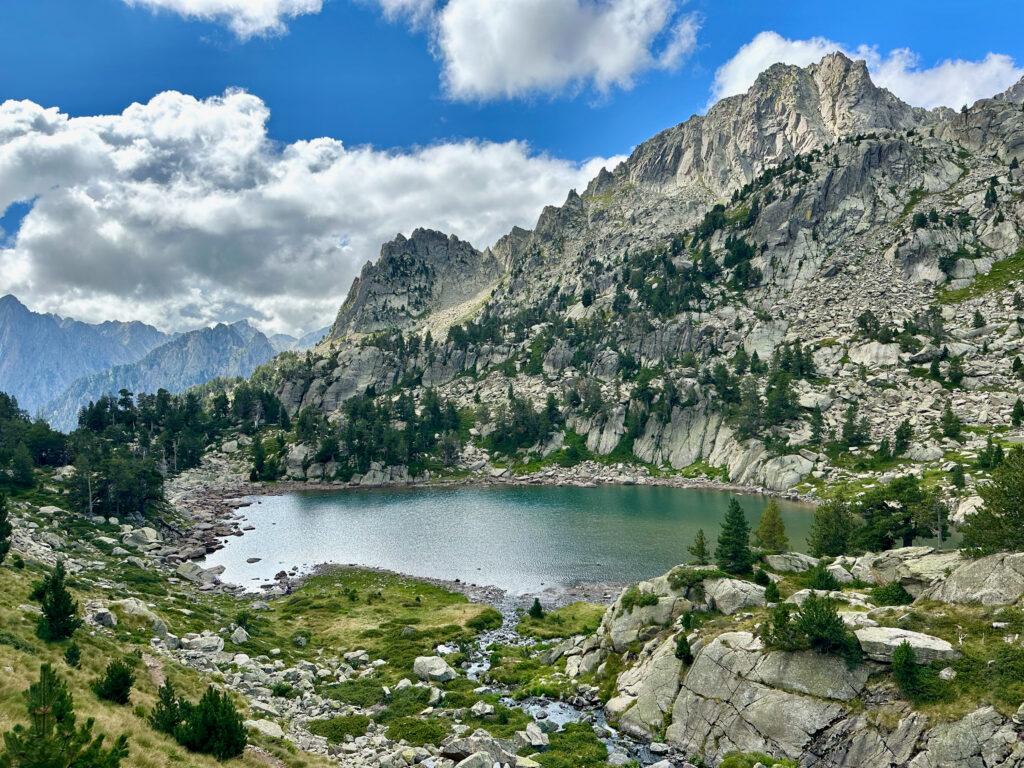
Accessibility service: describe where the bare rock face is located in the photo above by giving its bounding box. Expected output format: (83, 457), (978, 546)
(329, 228), (502, 339)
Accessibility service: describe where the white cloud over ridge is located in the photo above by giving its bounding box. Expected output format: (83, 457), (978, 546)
(436, 0), (700, 101)
(122, 0), (324, 38)
(710, 31), (1024, 110)
(0, 92), (623, 335)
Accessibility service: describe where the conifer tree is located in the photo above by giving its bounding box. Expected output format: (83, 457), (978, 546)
(1012, 398), (1024, 428)
(174, 686), (246, 760)
(528, 598), (544, 620)
(716, 498), (752, 574)
(687, 528), (710, 565)
(0, 494), (12, 566)
(808, 499), (856, 557)
(36, 560), (83, 642)
(0, 663), (129, 768)
(150, 681), (183, 735)
(755, 499), (789, 552)
(961, 446), (1024, 554)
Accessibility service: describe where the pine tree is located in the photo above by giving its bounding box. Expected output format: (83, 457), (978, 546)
(961, 446), (1024, 554)
(947, 356), (965, 387)
(755, 499), (789, 552)
(174, 686), (246, 760)
(150, 681), (183, 735)
(929, 356), (942, 380)
(1012, 398), (1024, 428)
(940, 401), (962, 440)
(764, 580), (781, 603)
(808, 499), (856, 557)
(0, 494), (12, 566)
(64, 643), (81, 669)
(92, 660), (135, 705)
(36, 560), (83, 642)
(973, 309), (985, 328)
(892, 419), (913, 456)
(716, 498), (752, 575)
(808, 406), (824, 445)
(528, 598), (544, 620)
(11, 443), (34, 488)
(0, 663), (129, 768)
(687, 528), (710, 565)
(949, 463), (966, 489)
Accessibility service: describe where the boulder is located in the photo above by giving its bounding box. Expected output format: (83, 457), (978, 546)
(115, 598), (168, 637)
(454, 754), (493, 768)
(704, 578), (766, 616)
(765, 552), (819, 572)
(245, 719), (284, 739)
(442, 730), (515, 764)
(919, 551), (1024, 606)
(848, 341), (901, 367)
(231, 626), (250, 645)
(176, 561), (219, 585)
(182, 634), (225, 654)
(413, 655), (457, 682)
(854, 626), (961, 663)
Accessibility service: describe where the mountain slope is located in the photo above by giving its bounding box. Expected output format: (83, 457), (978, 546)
(43, 322), (277, 431)
(255, 53), (1023, 499)
(0, 294), (168, 414)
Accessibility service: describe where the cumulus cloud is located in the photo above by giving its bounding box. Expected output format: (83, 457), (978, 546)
(436, 0), (700, 100)
(122, 0), (324, 38)
(710, 31), (1024, 110)
(0, 92), (623, 335)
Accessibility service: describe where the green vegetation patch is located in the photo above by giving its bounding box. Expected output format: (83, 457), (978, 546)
(517, 602), (606, 640)
(534, 723), (608, 768)
(307, 715), (371, 742)
(939, 249), (1024, 304)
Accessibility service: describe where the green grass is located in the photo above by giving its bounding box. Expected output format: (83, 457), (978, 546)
(382, 717), (449, 747)
(516, 602), (606, 640)
(534, 723), (608, 768)
(307, 714), (371, 742)
(939, 248), (1024, 304)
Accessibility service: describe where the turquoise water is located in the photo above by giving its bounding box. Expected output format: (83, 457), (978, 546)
(204, 485), (813, 594)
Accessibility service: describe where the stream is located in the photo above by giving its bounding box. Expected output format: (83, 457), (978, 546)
(437, 595), (659, 766)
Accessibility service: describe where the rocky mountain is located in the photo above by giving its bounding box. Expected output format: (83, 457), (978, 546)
(268, 325), (331, 353)
(256, 52), (1023, 508)
(328, 228), (503, 340)
(0, 294), (169, 415)
(43, 321), (277, 431)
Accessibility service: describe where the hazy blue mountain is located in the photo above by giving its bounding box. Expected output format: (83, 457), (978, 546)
(267, 325), (330, 352)
(0, 294), (169, 414)
(42, 321), (277, 431)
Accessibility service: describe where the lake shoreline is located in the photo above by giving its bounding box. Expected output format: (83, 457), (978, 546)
(164, 454), (816, 599)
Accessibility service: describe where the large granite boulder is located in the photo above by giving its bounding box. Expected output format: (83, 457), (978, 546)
(854, 627), (961, 664)
(704, 578), (766, 616)
(413, 655), (457, 682)
(766, 552), (819, 572)
(918, 552), (1024, 606)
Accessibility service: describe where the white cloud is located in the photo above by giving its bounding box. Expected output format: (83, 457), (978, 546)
(436, 0), (700, 100)
(121, 0), (324, 39)
(710, 31), (1024, 110)
(0, 92), (623, 335)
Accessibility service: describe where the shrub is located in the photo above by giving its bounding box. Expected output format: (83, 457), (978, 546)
(270, 682), (297, 699)
(764, 580), (780, 603)
(383, 716), (448, 747)
(674, 633), (693, 664)
(0, 664), (129, 768)
(64, 642), (81, 668)
(0, 630), (35, 653)
(308, 715), (371, 742)
(619, 586), (659, 614)
(753, 568), (771, 586)
(804, 563), (841, 591)
(870, 582), (914, 606)
(0, 494), (11, 565)
(174, 686), (247, 760)
(93, 659), (135, 705)
(467, 607), (503, 632)
(892, 641), (947, 703)
(761, 596), (861, 667)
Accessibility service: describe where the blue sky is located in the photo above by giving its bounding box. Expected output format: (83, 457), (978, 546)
(4, 0), (1023, 160)
(1, 0), (1023, 334)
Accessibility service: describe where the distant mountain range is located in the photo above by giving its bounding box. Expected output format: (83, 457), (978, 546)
(0, 294), (169, 415)
(0, 294), (327, 430)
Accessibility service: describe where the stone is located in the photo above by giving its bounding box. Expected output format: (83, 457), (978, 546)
(182, 634), (224, 654)
(91, 608), (117, 627)
(454, 754), (494, 768)
(704, 578), (766, 616)
(765, 552), (819, 572)
(413, 655), (457, 682)
(854, 626), (961, 664)
(470, 700), (495, 718)
(231, 626), (250, 645)
(848, 341), (901, 367)
(244, 719), (284, 739)
(919, 552), (1024, 606)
